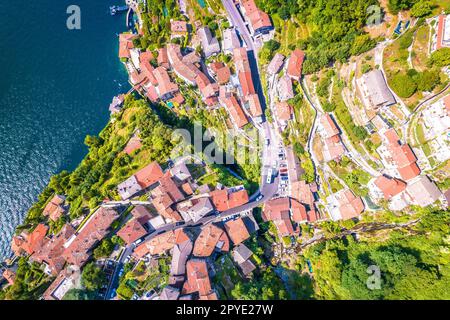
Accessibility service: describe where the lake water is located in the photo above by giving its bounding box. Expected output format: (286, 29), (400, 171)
(0, 0), (129, 259)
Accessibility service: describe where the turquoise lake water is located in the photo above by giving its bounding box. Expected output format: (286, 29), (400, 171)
(0, 0), (130, 259)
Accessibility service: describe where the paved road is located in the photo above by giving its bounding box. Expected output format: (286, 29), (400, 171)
(222, 0), (254, 51)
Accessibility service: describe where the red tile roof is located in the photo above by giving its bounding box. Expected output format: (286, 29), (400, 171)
(287, 49), (305, 80)
(157, 47), (170, 69)
(183, 259), (214, 297)
(241, 0), (272, 32)
(30, 224), (75, 275)
(320, 114), (340, 138)
(23, 224), (49, 255)
(139, 51), (158, 86)
(2, 269), (15, 286)
(224, 217), (250, 245)
(397, 163), (421, 181)
(291, 199), (307, 223)
(119, 33), (136, 59)
(275, 101), (293, 121)
(134, 162), (164, 189)
(263, 198), (295, 236)
(436, 15), (445, 50)
(336, 190), (365, 220)
(117, 219), (147, 245)
(247, 94), (263, 117)
(123, 136), (142, 155)
(43, 195), (66, 222)
(171, 20), (188, 33)
(374, 176), (407, 200)
(133, 230), (177, 258)
(153, 66), (179, 97)
(193, 224), (229, 257)
(62, 208), (119, 267)
(210, 189), (249, 212)
(220, 94), (249, 128)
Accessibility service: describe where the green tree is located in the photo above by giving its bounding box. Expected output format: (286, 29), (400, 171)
(81, 262), (105, 291)
(410, 1), (432, 17)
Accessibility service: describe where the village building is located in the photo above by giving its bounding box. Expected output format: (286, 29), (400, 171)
(133, 230), (177, 259)
(405, 175), (442, 207)
(11, 223), (48, 257)
(210, 187), (249, 212)
(224, 217), (250, 245)
(43, 194), (66, 222)
(318, 114), (345, 162)
(267, 53), (285, 75)
(274, 101), (293, 129)
(109, 94), (125, 114)
(356, 70), (396, 110)
(182, 259), (217, 300)
(222, 28), (241, 54)
(435, 14), (450, 51)
(231, 243), (256, 277)
(371, 175), (407, 200)
(30, 224), (76, 275)
(286, 49), (305, 81)
(117, 219), (147, 245)
(62, 207), (119, 267)
(157, 47), (170, 69)
(198, 26), (221, 58)
(118, 33), (137, 59)
(193, 224), (230, 257)
(262, 198), (295, 237)
(177, 197), (214, 223)
(238, 0), (274, 38)
(117, 161), (164, 200)
(2, 269), (16, 286)
(170, 236), (193, 276)
(208, 62), (231, 85)
(327, 189), (364, 221)
(219, 90), (249, 128)
(277, 74), (295, 101)
(378, 128), (421, 181)
(170, 20), (188, 38)
(42, 266), (79, 300)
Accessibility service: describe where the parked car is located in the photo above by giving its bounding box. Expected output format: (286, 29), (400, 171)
(256, 194), (264, 201)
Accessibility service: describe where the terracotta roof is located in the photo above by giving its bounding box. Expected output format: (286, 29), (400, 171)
(123, 135), (142, 155)
(210, 188), (249, 212)
(291, 180), (315, 207)
(275, 101), (293, 121)
(117, 219), (147, 245)
(290, 199), (307, 223)
(43, 195), (66, 222)
(384, 128), (400, 145)
(157, 47), (170, 69)
(320, 114), (340, 138)
(171, 20), (188, 33)
(134, 162), (164, 189)
(220, 94), (248, 128)
(133, 230), (177, 258)
(335, 189), (364, 220)
(153, 172), (185, 202)
(193, 224), (230, 257)
(183, 259), (213, 297)
(374, 176), (407, 200)
(436, 15), (445, 50)
(247, 94), (263, 117)
(30, 224), (75, 275)
(224, 217), (250, 245)
(240, 0), (272, 33)
(397, 163), (421, 181)
(2, 269), (15, 285)
(287, 49), (305, 80)
(62, 208), (119, 267)
(139, 51), (158, 86)
(119, 33), (136, 59)
(153, 66), (179, 97)
(263, 198), (295, 236)
(238, 71), (256, 98)
(23, 224), (49, 255)
(216, 65), (231, 84)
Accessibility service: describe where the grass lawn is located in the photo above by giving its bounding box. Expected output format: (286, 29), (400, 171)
(412, 24), (430, 72)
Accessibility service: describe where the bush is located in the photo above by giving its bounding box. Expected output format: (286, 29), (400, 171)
(415, 70), (440, 92)
(428, 48), (450, 68)
(411, 1), (432, 18)
(389, 73), (417, 98)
